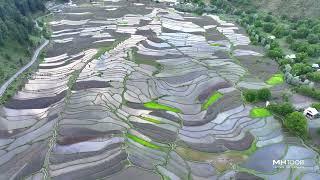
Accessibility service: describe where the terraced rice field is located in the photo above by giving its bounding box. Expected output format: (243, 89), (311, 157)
(0, 0), (319, 179)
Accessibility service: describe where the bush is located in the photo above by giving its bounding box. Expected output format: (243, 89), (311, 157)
(264, 15), (273, 22)
(257, 88), (271, 101)
(254, 20), (262, 27)
(284, 111), (308, 139)
(267, 48), (283, 59)
(267, 102), (295, 117)
(263, 23), (275, 33)
(243, 89), (257, 102)
(291, 63), (313, 76)
(307, 72), (320, 82)
(295, 85), (320, 100)
(311, 103), (320, 111)
(307, 34), (319, 44)
(295, 53), (308, 63)
(243, 88), (272, 102)
(296, 26), (309, 38)
(285, 35), (294, 44)
(272, 25), (288, 38)
(312, 24), (320, 34)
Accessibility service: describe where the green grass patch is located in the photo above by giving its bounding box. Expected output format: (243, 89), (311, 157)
(141, 116), (163, 124)
(127, 134), (162, 150)
(128, 48), (162, 75)
(210, 43), (223, 47)
(144, 101), (182, 113)
(266, 74), (284, 85)
(93, 39), (124, 60)
(118, 21), (128, 26)
(202, 92), (223, 110)
(250, 107), (272, 118)
(93, 46), (111, 59)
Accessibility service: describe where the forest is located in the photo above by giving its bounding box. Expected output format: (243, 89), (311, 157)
(0, 0), (47, 84)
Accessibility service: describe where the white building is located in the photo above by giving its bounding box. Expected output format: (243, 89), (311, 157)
(285, 54), (296, 59)
(304, 107), (319, 119)
(312, 64), (320, 69)
(268, 35), (276, 40)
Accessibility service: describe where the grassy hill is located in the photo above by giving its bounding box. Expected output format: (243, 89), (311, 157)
(250, 0), (320, 19)
(226, 0), (320, 19)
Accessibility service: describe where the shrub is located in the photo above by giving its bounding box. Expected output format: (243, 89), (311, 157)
(263, 23), (275, 33)
(291, 63), (313, 76)
(257, 88), (271, 101)
(285, 35), (294, 44)
(243, 89), (257, 102)
(312, 24), (320, 34)
(272, 25), (288, 38)
(267, 102), (295, 117)
(278, 58), (292, 66)
(254, 20), (262, 27)
(307, 72), (320, 82)
(296, 26), (309, 38)
(311, 103), (320, 111)
(295, 85), (320, 100)
(295, 53), (308, 63)
(284, 111), (308, 139)
(307, 34), (319, 44)
(264, 15), (273, 22)
(267, 48), (283, 59)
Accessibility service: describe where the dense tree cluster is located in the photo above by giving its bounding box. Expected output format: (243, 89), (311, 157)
(0, 0), (46, 46)
(284, 111), (308, 139)
(243, 88), (271, 103)
(266, 102), (295, 117)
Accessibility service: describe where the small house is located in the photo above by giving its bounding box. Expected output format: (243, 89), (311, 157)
(285, 54), (296, 59)
(312, 64), (320, 69)
(303, 107), (319, 119)
(268, 35), (276, 40)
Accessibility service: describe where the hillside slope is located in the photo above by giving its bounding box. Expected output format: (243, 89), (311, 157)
(0, 0), (47, 85)
(250, 0), (320, 19)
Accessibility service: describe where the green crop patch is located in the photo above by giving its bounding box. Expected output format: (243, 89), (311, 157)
(202, 92), (223, 110)
(210, 43), (223, 47)
(144, 101), (181, 113)
(127, 134), (163, 150)
(266, 74), (284, 85)
(250, 107), (272, 118)
(141, 116), (163, 124)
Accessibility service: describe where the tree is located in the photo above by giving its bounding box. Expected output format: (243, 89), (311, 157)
(291, 63), (313, 76)
(267, 102), (295, 117)
(295, 53), (308, 63)
(267, 48), (283, 59)
(0, 67), (4, 81)
(257, 88), (271, 101)
(296, 26), (309, 38)
(254, 20), (262, 27)
(311, 103), (320, 110)
(263, 23), (275, 33)
(272, 25), (287, 38)
(243, 90), (257, 102)
(284, 112), (308, 139)
(286, 35), (294, 44)
(307, 72), (320, 82)
(307, 34), (319, 44)
(312, 24), (320, 34)
(264, 15), (273, 22)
